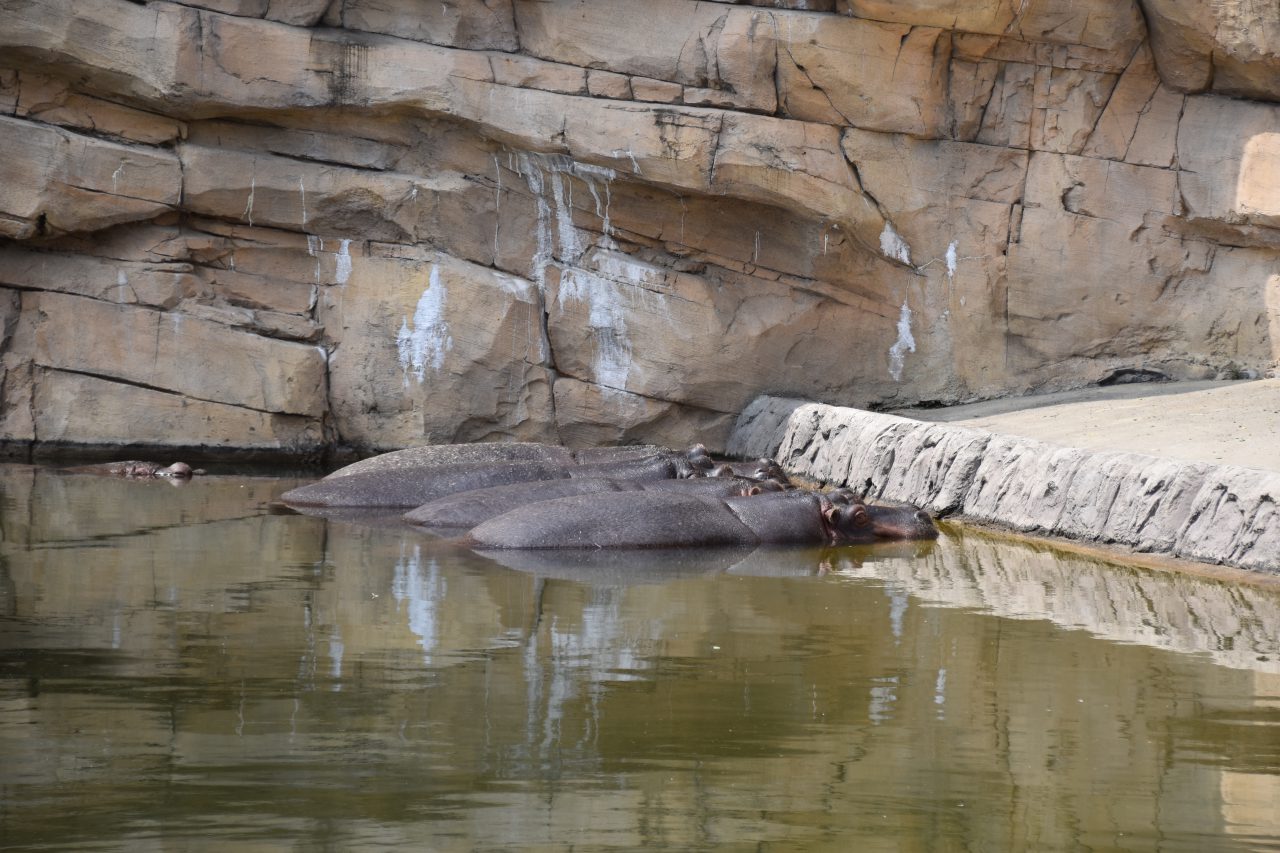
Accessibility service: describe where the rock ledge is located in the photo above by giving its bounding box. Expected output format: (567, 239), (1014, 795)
(729, 396), (1280, 573)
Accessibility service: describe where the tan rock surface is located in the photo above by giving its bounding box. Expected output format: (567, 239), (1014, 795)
(0, 116), (180, 238)
(19, 290), (327, 416)
(1, 0), (1279, 462)
(34, 369), (324, 450)
(1141, 0), (1280, 101)
(320, 245), (556, 449)
(839, 0), (1146, 54)
(337, 0), (517, 50)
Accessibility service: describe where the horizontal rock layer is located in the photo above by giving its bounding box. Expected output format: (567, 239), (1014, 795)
(729, 396), (1280, 572)
(0, 0), (1278, 456)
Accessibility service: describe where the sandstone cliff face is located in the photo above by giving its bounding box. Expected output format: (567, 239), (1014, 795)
(0, 0), (1277, 454)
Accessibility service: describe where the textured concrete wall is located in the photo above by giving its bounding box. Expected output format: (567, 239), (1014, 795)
(729, 396), (1280, 572)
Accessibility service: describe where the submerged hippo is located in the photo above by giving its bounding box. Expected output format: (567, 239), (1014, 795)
(281, 447), (714, 509)
(405, 474), (786, 528)
(464, 489), (939, 550)
(62, 461), (201, 479)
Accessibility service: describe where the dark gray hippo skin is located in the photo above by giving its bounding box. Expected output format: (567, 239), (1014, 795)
(404, 475), (765, 528)
(283, 453), (697, 509)
(464, 490), (939, 549)
(62, 461), (199, 479)
(325, 442), (663, 480)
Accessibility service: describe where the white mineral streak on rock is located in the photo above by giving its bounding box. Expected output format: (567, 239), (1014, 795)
(580, 162), (615, 241)
(558, 267), (633, 391)
(550, 170), (584, 263)
(879, 221), (911, 265)
(306, 234), (322, 282)
(335, 238), (353, 284)
(492, 153), (502, 258)
(298, 177), (307, 225)
(945, 240), (958, 280)
(242, 173), (256, 227)
(519, 152), (619, 286)
(519, 152), (553, 289)
(112, 162), (124, 194)
(396, 264), (453, 385)
(887, 299), (916, 381)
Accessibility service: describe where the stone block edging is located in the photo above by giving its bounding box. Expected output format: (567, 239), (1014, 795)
(728, 396), (1280, 573)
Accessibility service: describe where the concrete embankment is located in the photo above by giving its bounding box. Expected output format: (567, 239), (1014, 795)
(728, 396), (1280, 573)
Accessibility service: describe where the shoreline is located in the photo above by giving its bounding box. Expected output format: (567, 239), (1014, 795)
(729, 388), (1280, 575)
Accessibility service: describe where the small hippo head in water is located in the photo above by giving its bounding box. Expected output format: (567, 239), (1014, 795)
(821, 497), (939, 543)
(158, 462), (196, 478)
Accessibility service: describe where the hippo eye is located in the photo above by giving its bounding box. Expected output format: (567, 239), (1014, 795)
(849, 506), (870, 527)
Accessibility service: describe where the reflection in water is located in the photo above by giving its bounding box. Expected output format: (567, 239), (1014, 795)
(0, 464), (1277, 851)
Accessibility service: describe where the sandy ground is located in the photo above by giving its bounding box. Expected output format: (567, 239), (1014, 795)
(891, 379), (1280, 474)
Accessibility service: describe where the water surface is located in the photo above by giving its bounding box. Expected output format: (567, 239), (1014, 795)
(1, 465), (1277, 851)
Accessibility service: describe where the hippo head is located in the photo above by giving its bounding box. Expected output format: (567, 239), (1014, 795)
(744, 478), (788, 495)
(821, 498), (939, 543)
(158, 462), (195, 478)
(750, 459), (788, 484)
(684, 443), (715, 476)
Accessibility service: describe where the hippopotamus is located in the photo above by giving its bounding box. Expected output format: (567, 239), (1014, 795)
(404, 473), (787, 528)
(62, 461), (201, 479)
(463, 489), (938, 550)
(324, 442), (665, 480)
(281, 447), (715, 509)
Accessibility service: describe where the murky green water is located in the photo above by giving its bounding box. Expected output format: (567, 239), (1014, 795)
(1, 464), (1278, 851)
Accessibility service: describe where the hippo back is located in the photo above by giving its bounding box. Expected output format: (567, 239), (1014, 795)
(325, 442), (574, 480)
(405, 478), (640, 527)
(282, 460), (577, 508)
(723, 491), (829, 545)
(466, 492), (755, 549)
(405, 474), (751, 528)
(566, 455), (682, 481)
(570, 446), (665, 465)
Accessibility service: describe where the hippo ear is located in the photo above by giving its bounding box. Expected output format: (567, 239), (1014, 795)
(820, 498), (839, 524)
(747, 485), (764, 496)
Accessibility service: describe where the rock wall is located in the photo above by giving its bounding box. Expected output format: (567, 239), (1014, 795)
(729, 396), (1280, 572)
(1, 0), (1278, 455)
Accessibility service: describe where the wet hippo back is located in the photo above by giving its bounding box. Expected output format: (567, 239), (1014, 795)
(282, 460), (579, 508)
(406, 475), (754, 528)
(466, 492), (756, 549)
(405, 478), (640, 527)
(723, 491), (829, 545)
(325, 443), (575, 480)
(566, 455), (682, 481)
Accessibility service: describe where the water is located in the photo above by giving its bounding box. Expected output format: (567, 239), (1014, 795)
(1, 464), (1277, 851)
